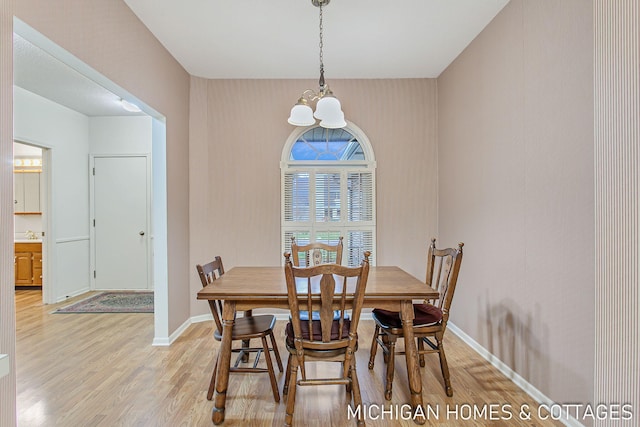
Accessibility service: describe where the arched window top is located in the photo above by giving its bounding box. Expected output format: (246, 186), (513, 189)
(290, 127), (363, 161)
(281, 121), (376, 166)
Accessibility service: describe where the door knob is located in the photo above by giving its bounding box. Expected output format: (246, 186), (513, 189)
(139, 231), (145, 236)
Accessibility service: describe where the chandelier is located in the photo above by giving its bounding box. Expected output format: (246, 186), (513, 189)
(287, 0), (346, 129)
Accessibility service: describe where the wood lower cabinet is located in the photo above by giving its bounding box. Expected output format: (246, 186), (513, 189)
(14, 242), (42, 287)
(32, 251), (42, 285)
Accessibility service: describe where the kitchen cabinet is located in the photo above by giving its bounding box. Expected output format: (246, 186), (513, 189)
(14, 171), (41, 213)
(14, 242), (42, 287)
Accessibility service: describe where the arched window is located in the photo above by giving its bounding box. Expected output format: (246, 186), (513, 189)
(281, 122), (376, 266)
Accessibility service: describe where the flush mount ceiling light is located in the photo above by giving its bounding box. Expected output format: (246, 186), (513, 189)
(120, 98), (142, 113)
(288, 0), (346, 129)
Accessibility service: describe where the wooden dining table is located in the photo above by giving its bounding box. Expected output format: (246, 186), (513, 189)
(196, 265), (439, 425)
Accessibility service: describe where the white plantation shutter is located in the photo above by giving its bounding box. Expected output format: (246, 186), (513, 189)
(346, 230), (375, 266)
(284, 172), (309, 223)
(282, 125), (376, 265)
(347, 172), (373, 222)
(315, 172), (341, 222)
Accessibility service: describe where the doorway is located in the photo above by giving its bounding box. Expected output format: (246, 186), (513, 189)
(13, 142), (48, 302)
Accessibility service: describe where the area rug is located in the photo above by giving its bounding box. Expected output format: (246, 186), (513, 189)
(54, 291), (154, 313)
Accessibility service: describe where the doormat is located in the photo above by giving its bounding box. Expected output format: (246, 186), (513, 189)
(54, 291), (154, 313)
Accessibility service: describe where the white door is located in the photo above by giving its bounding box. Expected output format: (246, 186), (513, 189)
(93, 156), (149, 290)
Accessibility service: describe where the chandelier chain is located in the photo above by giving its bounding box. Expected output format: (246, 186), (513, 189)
(318, 2), (325, 87)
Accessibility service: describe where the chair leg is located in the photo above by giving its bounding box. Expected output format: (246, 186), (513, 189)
(382, 334), (390, 364)
(349, 359), (364, 427)
(207, 354), (219, 401)
(417, 336), (425, 367)
(284, 356), (298, 427)
(240, 338), (251, 363)
(368, 324), (380, 369)
(283, 353), (292, 396)
(436, 333), (453, 397)
(261, 336), (280, 402)
(269, 331), (284, 372)
(384, 336), (397, 400)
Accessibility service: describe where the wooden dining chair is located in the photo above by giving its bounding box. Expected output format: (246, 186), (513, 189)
(290, 236), (344, 267)
(196, 256), (283, 402)
(368, 238), (464, 398)
(287, 235), (346, 389)
(282, 251), (370, 427)
(290, 236), (345, 320)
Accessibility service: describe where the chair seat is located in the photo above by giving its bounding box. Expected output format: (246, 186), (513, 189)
(285, 319), (351, 347)
(372, 303), (443, 329)
(213, 314), (277, 341)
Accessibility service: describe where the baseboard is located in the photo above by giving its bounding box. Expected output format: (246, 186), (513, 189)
(447, 323), (583, 427)
(54, 286), (90, 303)
(191, 313), (213, 323)
(152, 317), (192, 347)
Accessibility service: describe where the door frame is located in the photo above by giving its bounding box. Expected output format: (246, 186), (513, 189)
(12, 139), (52, 304)
(89, 153), (152, 291)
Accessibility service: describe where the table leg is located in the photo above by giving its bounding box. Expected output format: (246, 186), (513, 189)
(240, 310), (252, 363)
(212, 301), (236, 425)
(400, 300), (425, 425)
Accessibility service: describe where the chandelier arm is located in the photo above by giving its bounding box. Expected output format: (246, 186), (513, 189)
(301, 89), (320, 101)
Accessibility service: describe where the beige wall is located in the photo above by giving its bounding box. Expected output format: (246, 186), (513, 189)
(0, 3), (191, 421)
(438, 0), (594, 414)
(594, 1), (640, 425)
(189, 78), (438, 315)
(0, 0), (17, 424)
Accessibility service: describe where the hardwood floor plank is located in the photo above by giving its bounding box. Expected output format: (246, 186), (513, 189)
(16, 290), (562, 426)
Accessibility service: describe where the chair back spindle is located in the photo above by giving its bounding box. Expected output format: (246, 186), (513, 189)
(196, 256), (225, 334)
(291, 236), (344, 267)
(424, 238), (464, 324)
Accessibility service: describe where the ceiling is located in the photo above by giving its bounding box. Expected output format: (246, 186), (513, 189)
(13, 34), (145, 117)
(123, 0), (509, 79)
(13, 0), (508, 117)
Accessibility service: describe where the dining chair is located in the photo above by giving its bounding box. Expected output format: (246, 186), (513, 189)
(290, 236), (344, 267)
(196, 256), (283, 402)
(282, 251), (370, 427)
(288, 235), (346, 390)
(368, 238), (464, 398)
(290, 236), (345, 321)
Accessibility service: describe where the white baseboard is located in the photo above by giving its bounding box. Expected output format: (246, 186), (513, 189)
(152, 317), (192, 346)
(447, 322), (583, 427)
(54, 287), (91, 303)
(191, 313), (213, 323)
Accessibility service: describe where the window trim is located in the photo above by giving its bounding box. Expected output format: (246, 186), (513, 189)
(281, 122), (377, 266)
(280, 121), (377, 169)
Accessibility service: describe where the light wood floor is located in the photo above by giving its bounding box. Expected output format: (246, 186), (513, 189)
(15, 290), (562, 427)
